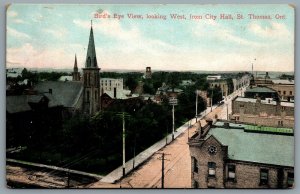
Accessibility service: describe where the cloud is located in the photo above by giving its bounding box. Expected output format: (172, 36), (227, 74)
(8, 10), (18, 17)
(7, 27), (31, 39)
(44, 27), (68, 38)
(192, 20), (263, 48)
(248, 21), (292, 41)
(13, 19), (26, 24)
(7, 43), (75, 69)
(73, 17), (177, 56)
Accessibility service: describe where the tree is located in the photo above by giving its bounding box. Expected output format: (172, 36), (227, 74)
(125, 76), (138, 92)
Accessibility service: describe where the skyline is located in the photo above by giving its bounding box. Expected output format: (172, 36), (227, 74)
(7, 4), (294, 72)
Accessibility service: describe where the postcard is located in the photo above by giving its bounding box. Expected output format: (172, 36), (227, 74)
(6, 4), (294, 189)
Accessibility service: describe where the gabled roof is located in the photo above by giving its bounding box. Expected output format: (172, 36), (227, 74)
(206, 122), (294, 167)
(6, 94), (62, 114)
(34, 81), (83, 108)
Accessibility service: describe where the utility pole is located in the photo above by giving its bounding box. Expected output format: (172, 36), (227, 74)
(169, 97), (177, 141)
(122, 112), (125, 176)
(172, 105), (175, 141)
(66, 171), (70, 188)
(157, 152), (170, 188)
(226, 103), (229, 120)
(195, 90), (198, 122)
(211, 89), (213, 112)
(162, 153), (165, 188)
(133, 134), (136, 169)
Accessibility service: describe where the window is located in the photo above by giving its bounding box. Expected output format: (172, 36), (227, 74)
(287, 172), (294, 188)
(260, 169), (268, 185)
(95, 91), (97, 100)
(283, 91), (286, 95)
(208, 162), (216, 177)
(227, 164), (236, 181)
(193, 157), (198, 173)
(290, 91), (293, 96)
(278, 90), (281, 94)
(86, 91), (90, 102)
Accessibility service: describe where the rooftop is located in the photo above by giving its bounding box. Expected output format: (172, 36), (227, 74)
(272, 79), (294, 85)
(206, 121), (294, 167)
(34, 81), (83, 108)
(235, 97), (294, 107)
(245, 86), (277, 93)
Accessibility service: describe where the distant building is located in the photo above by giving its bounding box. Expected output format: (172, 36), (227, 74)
(207, 75), (221, 81)
(59, 76), (73, 82)
(231, 96), (294, 128)
(250, 72), (294, 102)
(209, 80), (229, 97)
(244, 86), (279, 100)
(188, 121), (294, 189)
(100, 78), (131, 99)
(154, 83), (183, 103)
(180, 80), (195, 87)
(145, 67), (152, 79)
(269, 79), (294, 102)
(232, 74), (251, 91)
(6, 68), (23, 78)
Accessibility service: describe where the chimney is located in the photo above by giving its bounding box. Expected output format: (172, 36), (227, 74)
(223, 122), (230, 129)
(256, 96), (261, 103)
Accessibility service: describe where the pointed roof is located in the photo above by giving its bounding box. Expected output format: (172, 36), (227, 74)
(85, 21), (98, 68)
(74, 54), (78, 71)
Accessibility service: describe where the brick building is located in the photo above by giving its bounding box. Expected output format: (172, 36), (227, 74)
(231, 96), (294, 128)
(188, 121), (294, 189)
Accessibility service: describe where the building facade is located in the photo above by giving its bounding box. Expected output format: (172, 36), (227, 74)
(188, 121), (294, 189)
(209, 80), (229, 97)
(231, 96), (294, 128)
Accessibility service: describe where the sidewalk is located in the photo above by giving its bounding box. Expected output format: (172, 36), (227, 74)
(100, 105), (218, 183)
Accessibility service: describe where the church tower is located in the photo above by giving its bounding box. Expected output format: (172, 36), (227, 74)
(82, 21), (100, 115)
(72, 54), (80, 81)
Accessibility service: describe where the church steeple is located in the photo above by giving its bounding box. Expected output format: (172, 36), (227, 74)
(82, 20), (101, 115)
(74, 54), (78, 71)
(85, 20), (98, 68)
(72, 54), (80, 81)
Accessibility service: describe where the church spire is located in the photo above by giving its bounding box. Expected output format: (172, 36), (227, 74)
(74, 54), (78, 71)
(85, 20), (98, 68)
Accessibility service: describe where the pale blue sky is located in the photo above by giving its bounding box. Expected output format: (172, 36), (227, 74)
(7, 4), (294, 71)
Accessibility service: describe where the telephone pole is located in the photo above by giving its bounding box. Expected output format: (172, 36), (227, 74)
(157, 152), (170, 188)
(122, 112), (125, 176)
(195, 90), (198, 122)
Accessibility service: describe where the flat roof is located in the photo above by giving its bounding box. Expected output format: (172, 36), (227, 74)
(245, 86), (277, 93)
(272, 79), (294, 85)
(207, 122), (294, 167)
(235, 97), (294, 107)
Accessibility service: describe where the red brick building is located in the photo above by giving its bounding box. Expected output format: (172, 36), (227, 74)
(188, 121), (294, 189)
